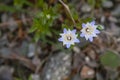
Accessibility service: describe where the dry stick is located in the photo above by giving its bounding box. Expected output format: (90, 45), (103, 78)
(0, 53), (36, 71)
(58, 0), (76, 26)
(35, 57), (47, 73)
(35, 52), (53, 74)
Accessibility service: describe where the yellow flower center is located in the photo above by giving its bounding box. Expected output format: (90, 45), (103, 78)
(84, 26), (94, 35)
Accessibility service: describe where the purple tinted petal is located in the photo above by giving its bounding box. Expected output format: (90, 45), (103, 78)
(90, 21), (95, 26)
(72, 29), (76, 33)
(89, 37), (93, 42)
(63, 28), (67, 33)
(74, 39), (80, 43)
(82, 23), (86, 28)
(66, 44), (71, 48)
(95, 30), (100, 34)
(80, 33), (85, 37)
(58, 38), (63, 42)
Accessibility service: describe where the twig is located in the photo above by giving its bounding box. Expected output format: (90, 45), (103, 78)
(35, 52), (53, 74)
(0, 53), (36, 71)
(35, 57), (47, 73)
(58, 0), (76, 26)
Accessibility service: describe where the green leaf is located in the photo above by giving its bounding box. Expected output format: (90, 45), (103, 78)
(81, 17), (94, 23)
(29, 26), (37, 33)
(14, 0), (33, 9)
(100, 51), (120, 69)
(34, 32), (40, 42)
(14, 78), (22, 80)
(97, 25), (104, 31)
(0, 4), (17, 12)
(87, 0), (96, 7)
(62, 24), (69, 29)
(28, 75), (32, 80)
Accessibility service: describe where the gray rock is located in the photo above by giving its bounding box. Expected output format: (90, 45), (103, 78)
(0, 47), (12, 57)
(0, 35), (9, 47)
(72, 74), (81, 80)
(102, 0), (113, 8)
(107, 69), (119, 80)
(0, 66), (14, 80)
(108, 16), (118, 23)
(111, 5), (120, 17)
(8, 17), (18, 31)
(28, 43), (36, 57)
(14, 41), (29, 56)
(81, 4), (92, 13)
(1, 13), (8, 23)
(42, 52), (71, 80)
(96, 72), (104, 80)
(107, 23), (120, 36)
(31, 74), (41, 80)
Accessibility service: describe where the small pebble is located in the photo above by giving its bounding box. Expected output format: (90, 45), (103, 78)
(81, 4), (92, 12)
(102, 0), (113, 8)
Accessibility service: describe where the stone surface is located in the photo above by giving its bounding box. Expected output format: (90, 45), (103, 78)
(28, 43), (36, 57)
(31, 74), (41, 80)
(8, 17), (18, 31)
(0, 66), (14, 80)
(80, 65), (95, 79)
(42, 52), (71, 80)
(81, 4), (92, 13)
(111, 5), (120, 17)
(102, 0), (113, 8)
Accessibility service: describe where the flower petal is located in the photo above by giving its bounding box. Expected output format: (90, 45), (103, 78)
(84, 35), (89, 40)
(92, 33), (97, 37)
(80, 33), (85, 37)
(82, 23), (86, 28)
(74, 39), (80, 43)
(58, 37), (63, 41)
(72, 29), (76, 33)
(95, 29), (100, 34)
(90, 21), (95, 26)
(66, 44), (71, 48)
(63, 28), (67, 33)
(89, 37), (93, 42)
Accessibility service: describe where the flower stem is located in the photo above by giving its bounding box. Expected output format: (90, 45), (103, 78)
(58, 0), (76, 26)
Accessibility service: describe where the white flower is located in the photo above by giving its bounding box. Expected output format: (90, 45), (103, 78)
(58, 28), (80, 48)
(80, 21), (100, 42)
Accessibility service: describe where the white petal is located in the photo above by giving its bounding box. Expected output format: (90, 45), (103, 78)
(58, 38), (63, 41)
(92, 33), (97, 37)
(95, 30), (100, 34)
(82, 23), (86, 28)
(90, 21), (95, 25)
(74, 39), (80, 43)
(66, 44), (71, 48)
(89, 37), (93, 42)
(84, 35), (89, 40)
(80, 33), (85, 37)
(63, 28), (67, 33)
(72, 29), (76, 33)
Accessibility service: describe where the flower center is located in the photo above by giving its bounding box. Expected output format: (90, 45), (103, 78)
(67, 36), (72, 41)
(86, 28), (90, 32)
